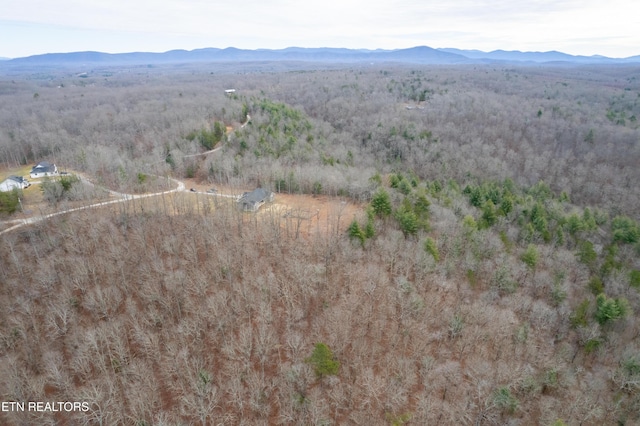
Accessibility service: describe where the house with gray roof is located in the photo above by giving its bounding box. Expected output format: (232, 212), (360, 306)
(237, 188), (274, 212)
(30, 161), (58, 178)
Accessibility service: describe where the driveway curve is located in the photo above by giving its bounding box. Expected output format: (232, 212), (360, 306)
(0, 115), (251, 236)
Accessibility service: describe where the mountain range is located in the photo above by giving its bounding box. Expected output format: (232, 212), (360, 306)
(3, 46), (640, 67)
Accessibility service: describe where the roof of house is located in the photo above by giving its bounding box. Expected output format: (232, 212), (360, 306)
(239, 188), (271, 204)
(31, 161), (56, 172)
(7, 175), (26, 183)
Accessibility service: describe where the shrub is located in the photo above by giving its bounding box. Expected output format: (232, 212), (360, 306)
(59, 174), (79, 191)
(137, 173), (147, 184)
(424, 237), (439, 262)
(41, 175), (80, 205)
(448, 314), (464, 338)
(630, 270), (640, 290)
(583, 337), (602, 354)
(570, 299), (590, 328)
(185, 164), (196, 179)
(312, 181), (323, 195)
(463, 215), (477, 233)
(542, 368), (559, 393)
(493, 386), (518, 414)
(550, 283), (567, 306)
(615, 356), (640, 393)
(588, 276), (604, 296)
(385, 412), (412, 426)
(491, 264), (517, 295)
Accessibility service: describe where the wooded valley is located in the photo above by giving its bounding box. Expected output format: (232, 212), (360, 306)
(1, 62), (639, 425)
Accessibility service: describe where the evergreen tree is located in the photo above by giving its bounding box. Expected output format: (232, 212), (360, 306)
(530, 202), (548, 234)
(371, 189), (392, 218)
(306, 343), (340, 378)
(397, 177), (412, 195)
(565, 213), (584, 236)
(521, 244), (539, 271)
(413, 192), (431, 217)
(499, 194), (513, 216)
(577, 241), (597, 272)
(0, 189), (20, 215)
(395, 207), (418, 237)
(347, 218), (365, 246)
(595, 293), (629, 325)
(582, 208), (597, 230)
(612, 216), (640, 244)
(554, 226), (565, 247)
(364, 209), (376, 239)
(480, 200), (497, 228)
(468, 186), (483, 207)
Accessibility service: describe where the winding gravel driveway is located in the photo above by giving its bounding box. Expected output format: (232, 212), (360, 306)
(0, 116), (251, 236)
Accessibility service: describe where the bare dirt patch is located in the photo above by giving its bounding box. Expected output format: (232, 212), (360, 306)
(265, 192), (362, 238)
(182, 178), (363, 237)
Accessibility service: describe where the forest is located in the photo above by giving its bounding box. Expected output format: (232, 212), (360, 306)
(0, 62), (639, 425)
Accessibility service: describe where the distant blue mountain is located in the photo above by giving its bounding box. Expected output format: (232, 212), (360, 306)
(437, 48), (638, 64)
(3, 46), (639, 67)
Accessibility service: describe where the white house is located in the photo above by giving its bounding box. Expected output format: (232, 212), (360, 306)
(30, 161), (58, 179)
(0, 175), (30, 192)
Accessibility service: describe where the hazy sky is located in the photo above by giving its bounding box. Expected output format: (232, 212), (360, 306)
(1, 0), (639, 58)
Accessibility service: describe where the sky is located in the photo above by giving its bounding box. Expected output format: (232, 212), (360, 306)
(1, 0), (639, 59)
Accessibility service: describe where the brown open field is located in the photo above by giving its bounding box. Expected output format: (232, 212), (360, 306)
(182, 179), (363, 237)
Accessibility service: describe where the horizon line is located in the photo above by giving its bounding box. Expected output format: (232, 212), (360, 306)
(3, 45), (639, 62)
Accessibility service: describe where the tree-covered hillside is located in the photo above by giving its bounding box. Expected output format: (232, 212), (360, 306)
(1, 63), (639, 425)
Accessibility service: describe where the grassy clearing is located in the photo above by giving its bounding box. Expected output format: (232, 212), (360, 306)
(0, 164), (32, 182)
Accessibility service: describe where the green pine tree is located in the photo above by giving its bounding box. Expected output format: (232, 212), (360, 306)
(347, 218), (365, 246)
(306, 343), (340, 378)
(371, 189), (392, 218)
(521, 244), (539, 271)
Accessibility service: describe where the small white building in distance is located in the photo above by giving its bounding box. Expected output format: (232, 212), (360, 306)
(0, 175), (30, 192)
